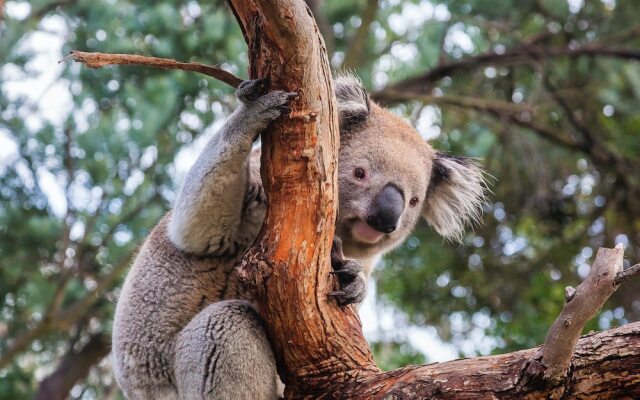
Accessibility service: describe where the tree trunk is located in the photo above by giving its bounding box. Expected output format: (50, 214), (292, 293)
(227, 0), (379, 395)
(227, 1), (640, 398)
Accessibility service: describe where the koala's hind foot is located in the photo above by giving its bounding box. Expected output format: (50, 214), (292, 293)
(330, 237), (366, 306)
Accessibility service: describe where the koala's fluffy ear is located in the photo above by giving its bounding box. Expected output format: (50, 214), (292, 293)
(423, 152), (487, 241)
(334, 74), (370, 130)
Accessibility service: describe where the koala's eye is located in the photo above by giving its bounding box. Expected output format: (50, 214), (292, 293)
(409, 197), (419, 207)
(354, 167), (366, 180)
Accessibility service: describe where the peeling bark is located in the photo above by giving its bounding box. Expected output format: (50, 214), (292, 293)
(227, 0), (378, 396)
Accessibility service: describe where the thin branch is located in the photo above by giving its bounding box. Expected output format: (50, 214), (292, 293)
(520, 245), (624, 389)
(374, 89), (534, 114)
(34, 333), (110, 400)
(377, 43), (640, 95)
(0, 249), (134, 368)
(0, 320), (50, 369)
(64, 51), (243, 88)
(31, 0), (75, 20)
(376, 87), (592, 157)
(616, 263), (640, 285)
(503, 111), (586, 150)
(540, 72), (598, 150)
(341, 0), (379, 70)
(57, 250), (135, 328)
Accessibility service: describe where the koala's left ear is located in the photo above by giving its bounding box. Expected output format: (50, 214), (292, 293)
(423, 152), (487, 241)
(334, 74), (370, 131)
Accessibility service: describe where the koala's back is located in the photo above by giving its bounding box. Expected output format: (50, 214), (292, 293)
(112, 214), (245, 397)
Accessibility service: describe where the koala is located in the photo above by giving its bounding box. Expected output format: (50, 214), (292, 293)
(112, 75), (486, 400)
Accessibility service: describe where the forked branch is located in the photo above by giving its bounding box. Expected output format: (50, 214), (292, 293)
(518, 245), (628, 396)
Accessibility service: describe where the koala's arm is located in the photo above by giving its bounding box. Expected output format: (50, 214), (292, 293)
(169, 79), (296, 255)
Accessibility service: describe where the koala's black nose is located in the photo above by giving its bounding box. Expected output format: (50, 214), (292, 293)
(366, 184), (404, 233)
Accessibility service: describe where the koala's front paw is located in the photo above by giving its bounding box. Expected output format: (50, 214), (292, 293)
(329, 237), (366, 306)
(330, 260), (366, 306)
(236, 78), (297, 125)
(236, 78), (270, 103)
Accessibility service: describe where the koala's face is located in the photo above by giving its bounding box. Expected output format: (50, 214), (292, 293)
(333, 75), (486, 260)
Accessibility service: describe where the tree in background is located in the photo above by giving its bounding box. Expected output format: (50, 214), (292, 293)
(1, 0), (639, 398)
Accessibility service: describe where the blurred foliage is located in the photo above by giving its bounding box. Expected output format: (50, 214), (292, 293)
(1, 0), (640, 397)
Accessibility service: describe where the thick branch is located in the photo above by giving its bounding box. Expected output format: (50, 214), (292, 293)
(65, 51), (243, 88)
(339, 322), (640, 399)
(33, 334), (110, 400)
(228, 0), (378, 396)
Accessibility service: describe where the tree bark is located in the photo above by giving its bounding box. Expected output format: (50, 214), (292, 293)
(227, 1), (640, 398)
(227, 0), (379, 396)
(339, 322), (640, 399)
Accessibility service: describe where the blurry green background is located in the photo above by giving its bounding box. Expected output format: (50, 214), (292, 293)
(1, 0), (639, 398)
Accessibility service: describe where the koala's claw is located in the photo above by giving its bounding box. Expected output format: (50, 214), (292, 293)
(330, 237), (366, 306)
(330, 264), (366, 306)
(236, 78), (270, 103)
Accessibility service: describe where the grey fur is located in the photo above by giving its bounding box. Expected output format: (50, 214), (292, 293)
(113, 77), (487, 400)
(334, 73), (370, 130)
(424, 153), (487, 241)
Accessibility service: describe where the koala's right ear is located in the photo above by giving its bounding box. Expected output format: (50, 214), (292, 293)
(334, 74), (370, 130)
(422, 152), (487, 242)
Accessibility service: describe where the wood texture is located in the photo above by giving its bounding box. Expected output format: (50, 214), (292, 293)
(227, 0), (378, 396)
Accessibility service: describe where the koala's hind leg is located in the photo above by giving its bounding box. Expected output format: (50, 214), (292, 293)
(174, 300), (280, 400)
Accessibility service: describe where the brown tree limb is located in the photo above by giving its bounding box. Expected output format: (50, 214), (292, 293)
(64, 51), (243, 88)
(341, 0), (379, 70)
(227, 0), (379, 396)
(33, 334), (110, 400)
(616, 263), (640, 285)
(374, 44), (640, 98)
(521, 245), (623, 390)
(374, 89), (534, 114)
(0, 250), (132, 369)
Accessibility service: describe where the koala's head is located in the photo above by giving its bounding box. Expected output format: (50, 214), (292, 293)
(334, 75), (487, 260)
